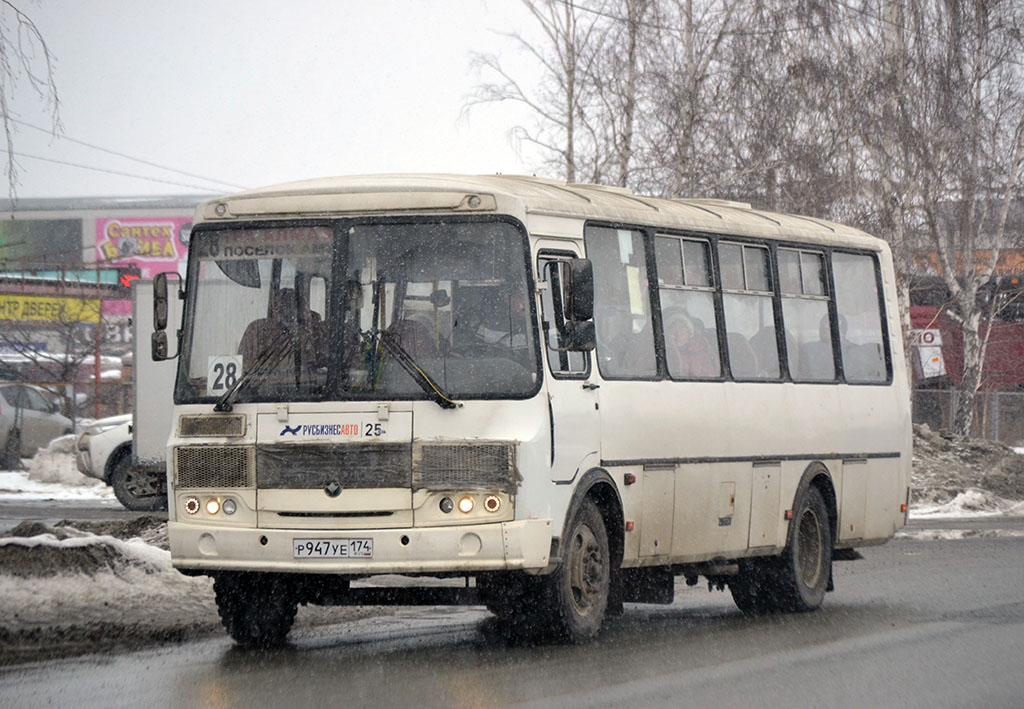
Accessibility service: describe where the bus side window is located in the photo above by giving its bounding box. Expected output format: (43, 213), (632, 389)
(539, 256), (588, 376)
(655, 236), (721, 379)
(779, 248), (835, 381)
(833, 252), (889, 383)
(720, 242), (780, 379)
(584, 226), (657, 379)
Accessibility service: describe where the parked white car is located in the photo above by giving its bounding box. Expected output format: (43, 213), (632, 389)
(1, 382), (74, 469)
(76, 413), (167, 511)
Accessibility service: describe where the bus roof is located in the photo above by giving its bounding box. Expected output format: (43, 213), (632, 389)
(196, 174), (882, 250)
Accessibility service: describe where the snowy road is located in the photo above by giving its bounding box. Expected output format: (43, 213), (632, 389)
(1, 526), (1022, 708)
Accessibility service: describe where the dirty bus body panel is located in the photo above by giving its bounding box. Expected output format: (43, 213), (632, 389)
(162, 175), (911, 647)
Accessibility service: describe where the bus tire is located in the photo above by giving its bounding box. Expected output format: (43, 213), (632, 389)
(729, 559), (775, 614)
(214, 573), (297, 649)
(546, 498), (610, 642)
(776, 485), (832, 611)
(730, 486), (831, 614)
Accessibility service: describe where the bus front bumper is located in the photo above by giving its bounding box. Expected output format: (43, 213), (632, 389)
(169, 518), (554, 575)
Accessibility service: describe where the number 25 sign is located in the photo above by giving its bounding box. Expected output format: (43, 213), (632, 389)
(207, 355), (242, 394)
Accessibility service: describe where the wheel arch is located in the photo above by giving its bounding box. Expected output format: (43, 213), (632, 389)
(790, 461), (838, 547)
(558, 467), (624, 568)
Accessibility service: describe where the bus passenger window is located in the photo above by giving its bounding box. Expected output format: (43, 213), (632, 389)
(720, 242), (779, 379)
(656, 236), (721, 379)
(833, 252), (889, 382)
(779, 248), (834, 381)
(585, 226), (657, 379)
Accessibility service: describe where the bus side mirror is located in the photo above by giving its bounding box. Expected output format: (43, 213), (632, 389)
(567, 258), (594, 321)
(564, 320), (596, 351)
(152, 330), (169, 361)
(154, 273), (169, 331)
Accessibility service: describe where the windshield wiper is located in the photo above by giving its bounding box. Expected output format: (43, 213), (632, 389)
(365, 329), (460, 409)
(214, 330), (295, 412)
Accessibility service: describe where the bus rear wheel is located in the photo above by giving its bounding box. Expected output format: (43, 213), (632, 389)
(545, 498), (610, 642)
(730, 486), (832, 614)
(214, 573), (298, 649)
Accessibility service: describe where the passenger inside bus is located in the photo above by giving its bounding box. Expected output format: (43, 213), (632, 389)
(664, 310), (718, 378)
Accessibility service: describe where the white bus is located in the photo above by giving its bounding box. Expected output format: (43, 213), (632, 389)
(153, 174), (911, 647)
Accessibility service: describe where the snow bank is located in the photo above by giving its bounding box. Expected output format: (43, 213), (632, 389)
(911, 424), (1024, 512)
(0, 437), (113, 500)
(0, 520), (217, 663)
(912, 488), (1024, 518)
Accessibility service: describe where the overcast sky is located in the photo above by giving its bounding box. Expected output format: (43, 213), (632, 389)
(5, 0), (544, 200)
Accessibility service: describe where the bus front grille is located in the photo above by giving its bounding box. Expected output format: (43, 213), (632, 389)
(413, 442), (518, 492)
(175, 446), (254, 488)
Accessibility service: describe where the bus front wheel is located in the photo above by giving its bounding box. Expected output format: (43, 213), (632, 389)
(546, 498), (611, 642)
(214, 573), (298, 649)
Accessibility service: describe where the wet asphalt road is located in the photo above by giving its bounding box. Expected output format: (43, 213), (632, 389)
(1, 512), (1023, 708)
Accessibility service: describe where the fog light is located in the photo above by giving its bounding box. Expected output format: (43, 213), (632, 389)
(439, 496), (454, 514)
(484, 495), (501, 513)
(205, 498), (221, 515)
(457, 496), (474, 513)
(222, 498), (237, 515)
(184, 496), (200, 515)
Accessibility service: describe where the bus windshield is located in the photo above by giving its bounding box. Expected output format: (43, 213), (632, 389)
(177, 219), (540, 405)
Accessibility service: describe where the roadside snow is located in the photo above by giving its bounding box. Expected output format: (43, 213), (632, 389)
(911, 488), (1024, 518)
(0, 437), (113, 501)
(0, 518), (393, 665)
(0, 519), (218, 664)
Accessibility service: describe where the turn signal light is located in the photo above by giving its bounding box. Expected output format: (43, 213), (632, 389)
(484, 495), (501, 513)
(184, 496), (200, 515)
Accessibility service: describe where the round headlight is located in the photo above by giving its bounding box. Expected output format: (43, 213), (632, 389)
(222, 498), (237, 515)
(439, 497), (454, 514)
(205, 498), (221, 515)
(184, 496), (200, 515)
(484, 495), (501, 513)
(457, 496), (474, 513)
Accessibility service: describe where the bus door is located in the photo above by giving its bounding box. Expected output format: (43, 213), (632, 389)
(537, 249), (600, 482)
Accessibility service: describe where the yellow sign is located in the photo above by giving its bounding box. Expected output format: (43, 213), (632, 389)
(0, 294), (101, 323)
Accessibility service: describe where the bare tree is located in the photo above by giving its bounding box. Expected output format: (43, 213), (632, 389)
(469, 0), (608, 182)
(0, 1), (60, 199)
(850, 0), (1024, 434)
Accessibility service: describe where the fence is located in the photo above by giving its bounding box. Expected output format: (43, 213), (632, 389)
(913, 389), (1024, 445)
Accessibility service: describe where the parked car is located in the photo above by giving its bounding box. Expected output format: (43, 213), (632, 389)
(76, 413), (167, 511)
(1, 382), (74, 469)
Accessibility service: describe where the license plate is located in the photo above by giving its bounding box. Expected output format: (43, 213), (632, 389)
(292, 538), (373, 558)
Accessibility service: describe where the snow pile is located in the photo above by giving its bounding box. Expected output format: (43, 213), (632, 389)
(913, 488), (1024, 517)
(0, 436), (113, 500)
(0, 518), (217, 664)
(911, 424), (1024, 513)
(26, 435), (97, 486)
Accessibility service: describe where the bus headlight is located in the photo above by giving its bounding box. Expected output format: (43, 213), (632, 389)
(484, 495), (501, 513)
(184, 496), (200, 515)
(205, 498), (221, 515)
(222, 498), (237, 515)
(457, 496), (475, 513)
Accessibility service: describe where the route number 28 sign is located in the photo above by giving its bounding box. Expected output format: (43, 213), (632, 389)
(207, 355), (243, 394)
